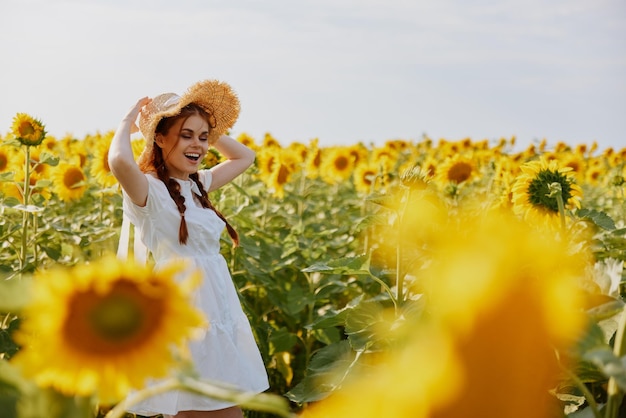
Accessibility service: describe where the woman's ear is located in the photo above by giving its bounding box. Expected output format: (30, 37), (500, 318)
(154, 133), (164, 148)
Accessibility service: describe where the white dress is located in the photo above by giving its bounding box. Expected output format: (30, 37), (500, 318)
(122, 171), (269, 416)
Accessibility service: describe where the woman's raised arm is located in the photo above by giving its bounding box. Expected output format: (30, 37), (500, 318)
(208, 134), (256, 192)
(108, 97), (151, 206)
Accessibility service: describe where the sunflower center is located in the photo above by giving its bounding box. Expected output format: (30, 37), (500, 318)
(91, 296), (144, 339)
(103, 152), (111, 172)
(311, 150), (321, 168)
(447, 162), (472, 183)
(264, 156), (275, 173)
(63, 280), (164, 354)
(18, 121), (35, 137)
(32, 157), (46, 174)
(527, 169), (573, 212)
(362, 170), (376, 186)
(276, 164), (290, 185)
(334, 156), (349, 171)
(0, 154), (7, 171)
(63, 167), (85, 188)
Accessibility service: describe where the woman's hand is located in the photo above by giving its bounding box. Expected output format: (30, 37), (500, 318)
(126, 97), (152, 133)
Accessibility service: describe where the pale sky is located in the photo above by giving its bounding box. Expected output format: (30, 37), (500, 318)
(1, 0), (625, 150)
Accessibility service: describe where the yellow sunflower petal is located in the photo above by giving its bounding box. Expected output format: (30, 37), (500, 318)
(11, 255), (205, 404)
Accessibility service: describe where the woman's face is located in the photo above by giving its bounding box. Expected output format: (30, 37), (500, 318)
(155, 113), (210, 179)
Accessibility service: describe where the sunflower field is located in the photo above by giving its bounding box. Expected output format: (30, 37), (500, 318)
(1, 113), (626, 418)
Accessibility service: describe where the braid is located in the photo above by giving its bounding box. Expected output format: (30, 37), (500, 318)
(154, 152), (189, 244)
(190, 172), (240, 247)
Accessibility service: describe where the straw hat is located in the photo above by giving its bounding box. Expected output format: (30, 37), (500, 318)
(137, 79), (240, 168)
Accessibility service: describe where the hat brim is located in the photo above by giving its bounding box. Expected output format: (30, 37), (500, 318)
(137, 79), (240, 169)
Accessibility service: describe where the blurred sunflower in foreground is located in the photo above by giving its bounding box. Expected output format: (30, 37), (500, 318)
(11, 256), (206, 405)
(512, 157), (583, 227)
(302, 210), (590, 418)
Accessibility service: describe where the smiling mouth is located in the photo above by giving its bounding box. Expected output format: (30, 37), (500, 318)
(184, 153), (201, 162)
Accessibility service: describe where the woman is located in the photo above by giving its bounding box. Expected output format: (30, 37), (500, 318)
(108, 80), (269, 418)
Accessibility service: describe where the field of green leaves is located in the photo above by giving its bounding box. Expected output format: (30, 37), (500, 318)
(1, 114), (625, 418)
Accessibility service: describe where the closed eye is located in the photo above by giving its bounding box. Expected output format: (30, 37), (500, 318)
(180, 129), (209, 141)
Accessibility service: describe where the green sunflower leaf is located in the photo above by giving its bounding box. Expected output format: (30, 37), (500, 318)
(583, 347), (626, 391)
(577, 208), (616, 231)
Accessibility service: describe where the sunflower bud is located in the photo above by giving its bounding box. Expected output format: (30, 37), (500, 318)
(400, 165), (431, 191)
(612, 175), (624, 187)
(10, 113), (47, 147)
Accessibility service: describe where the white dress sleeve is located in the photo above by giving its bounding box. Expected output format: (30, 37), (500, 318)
(198, 169), (213, 192)
(118, 175), (164, 263)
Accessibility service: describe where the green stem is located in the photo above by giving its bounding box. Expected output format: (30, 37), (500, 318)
(605, 306), (626, 418)
(297, 170), (306, 218)
(548, 182), (567, 233)
(104, 376), (294, 418)
(32, 211), (38, 263)
(19, 145), (32, 270)
(368, 271), (397, 312)
(395, 188), (410, 307)
(555, 192), (566, 232)
(99, 192), (105, 224)
(302, 271), (317, 374)
(560, 364), (602, 418)
(105, 378), (180, 418)
(261, 192), (269, 230)
(619, 185), (626, 221)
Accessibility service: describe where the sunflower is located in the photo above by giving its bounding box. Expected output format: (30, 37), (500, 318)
(12, 255), (205, 404)
(304, 138), (322, 179)
(52, 162), (88, 201)
(421, 212), (589, 418)
(400, 165), (432, 191)
(265, 148), (299, 198)
(255, 147), (278, 183)
(348, 143), (369, 167)
(262, 132), (281, 148)
(384, 139), (411, 153)
(558, 152), (585, 183)
(131, 137), (146, 160)
(320, 147), (355, 184)
(11, 113), (46, 146)
(90, 133), (118, 187)
(436, 154), (475, 185)
(236, 132), (258, 151)
(9, 169), (53, 202)
(25, 147), (53, 179)
(40, 134), (58, 153)
(68, 138), (89, 168)
(584, 160), (603, 186)
(371, 145), (398, 174)
(511, 157), (583, 225)
(353, 162), (381, 194)
(201, 148), (222, 169)
(287, 141), (308, 164)
(304, 211), (590, 418)
(55, 134), (76, 157)
(420, 155), (438, 178)
(0, 144), (19, 175)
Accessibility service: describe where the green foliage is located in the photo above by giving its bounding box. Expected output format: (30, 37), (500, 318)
(0, 138), (625, 418)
